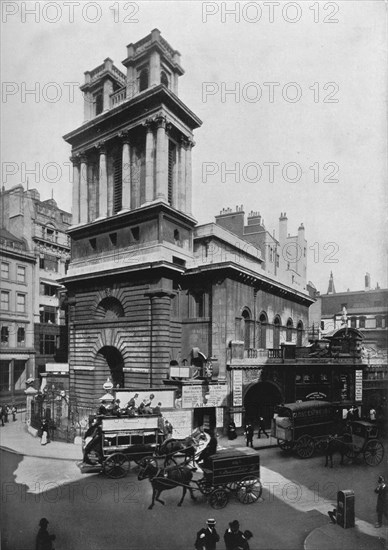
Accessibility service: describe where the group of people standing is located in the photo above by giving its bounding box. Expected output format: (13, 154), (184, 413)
(0, 404), (17, 426)
(195, 518), (253, 550)
(227, 417), (270, 446)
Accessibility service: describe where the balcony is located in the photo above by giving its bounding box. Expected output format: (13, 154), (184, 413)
(110, 87), (127, 108)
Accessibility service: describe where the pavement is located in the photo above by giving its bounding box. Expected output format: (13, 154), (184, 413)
(1, 413), (387, 550)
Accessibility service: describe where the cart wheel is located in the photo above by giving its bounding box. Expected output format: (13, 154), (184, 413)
(295, 435), (315, 459)
(103, 453), (129, 478)
(364, 440), (384, 466)
(278, 440), (294, 452)
(236, 476), (263, 504)
(197, 478), (214, 495)
(226, 480), (239, 492)
(209, 488), (229, 509)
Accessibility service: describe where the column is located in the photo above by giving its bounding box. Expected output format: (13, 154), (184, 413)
(121, 135), (131, 211)
(79, 155), (88, 223)
(185, 139), (194, 215)
(155, 115), (168, 201)
(178, 138), (187, 212)
(97, 145), (107, 219)
(70, 156), (80, 224)
(145, 121), (154, 203)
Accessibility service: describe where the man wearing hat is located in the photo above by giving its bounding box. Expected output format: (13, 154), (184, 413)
(195, 518), (220, 550)
(224, 520), (253, 550)
(36, 518), (56, 550)
(375, 475), (387, 527)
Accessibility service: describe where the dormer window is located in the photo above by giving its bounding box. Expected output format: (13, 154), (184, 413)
(161, 70), (169, 88)
(139, 68), (149, 92)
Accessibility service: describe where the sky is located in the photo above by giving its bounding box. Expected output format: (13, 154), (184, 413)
(1, 0), (387, 294)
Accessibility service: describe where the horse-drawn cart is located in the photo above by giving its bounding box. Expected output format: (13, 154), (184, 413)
(343, 420), (384, 466)
(272, 400), (342, 459)
(198, 449), (263, 509)
(137, 448), (263, 510)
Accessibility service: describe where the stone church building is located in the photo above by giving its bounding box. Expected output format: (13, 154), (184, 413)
(61, 29), (337, 432)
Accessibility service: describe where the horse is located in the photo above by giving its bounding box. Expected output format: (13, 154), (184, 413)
(137, 458), (196, 509)
(157, 429), (208, 467)
(324, 435), (350, 467)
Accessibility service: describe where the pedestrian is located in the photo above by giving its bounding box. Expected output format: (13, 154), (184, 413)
(40, 420), (49, 446)
(375, 475), (387, 528)
(224, 520), (250, 550)
(227, 420), (237, 440)
(164, 419), (173, 439)
(241, 530), (253, 550)
(4, 405), (9, 423)
(327, 508), (337, 524)
(194, 518), (220, 550)
(258, 417), (269, 439)
(369, 407), (377, 422)
(11, 404), (17, 421)
(0, 406), (4, 427)
(35, 517), (56, 550)
(244, 423), (254, 448)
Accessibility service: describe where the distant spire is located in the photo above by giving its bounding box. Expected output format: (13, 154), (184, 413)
(26, 178), (29, 190)
(327, 271), (336, 294)
(51, 188), (54, 200)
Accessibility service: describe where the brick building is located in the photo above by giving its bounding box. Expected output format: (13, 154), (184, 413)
(0, 186), (71, 381)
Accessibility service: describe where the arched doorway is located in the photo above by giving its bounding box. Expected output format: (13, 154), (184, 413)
(244, 381), (283, 428)
(297, 321), (304, 347)
(242, 308), (251, 350)
(95, 346), (124, 388)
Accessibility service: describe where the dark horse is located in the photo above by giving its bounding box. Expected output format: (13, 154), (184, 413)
(157, 429), (207, 467)
(137, 459), (196, 509)
(324, 435), (350, 467)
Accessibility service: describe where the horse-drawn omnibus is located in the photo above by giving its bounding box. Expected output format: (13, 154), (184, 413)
(81, 415), (207, 478)
(81, 415), (163, 477)
(272, 400), (343, 458)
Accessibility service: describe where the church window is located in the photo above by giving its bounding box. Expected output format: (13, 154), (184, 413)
(139, 68), (149, 92)
(95, 92), (103, 115)
(168, 141), (177, 205)
(113, 155), (123, 214)
(161, 70), (169, 88)
(286, 318), (293, 342)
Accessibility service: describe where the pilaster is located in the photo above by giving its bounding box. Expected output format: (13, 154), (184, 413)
(70, 155), (80, 225)
(79, 155), (88, 223)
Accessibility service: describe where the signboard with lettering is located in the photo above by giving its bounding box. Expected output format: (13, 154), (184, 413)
(216, 407), (224, 428)
(181, 384), (227, 408)
(232, 370), (243, 406)
(355, 370), (363, 401)
(162, 409), (192, 438)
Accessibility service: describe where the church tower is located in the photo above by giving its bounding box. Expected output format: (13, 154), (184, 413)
(62, 30), (202, 405)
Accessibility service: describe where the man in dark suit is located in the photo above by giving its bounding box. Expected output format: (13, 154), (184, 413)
(195, 518), (220, 550)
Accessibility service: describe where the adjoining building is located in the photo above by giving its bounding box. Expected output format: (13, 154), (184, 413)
(60, 30), (365, 434)
(0, 228), (36, 405)
(320, 272), (388, 411)
(0, 186), (72, 381)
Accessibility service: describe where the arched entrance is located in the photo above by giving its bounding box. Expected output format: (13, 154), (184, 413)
(95, 346), (124, 388)
(244, 381), (283, 428)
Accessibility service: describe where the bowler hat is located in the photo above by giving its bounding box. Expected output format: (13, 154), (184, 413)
(244, 530), (253, 539)
(229, 520), (240, 530)
(39, 518), (49, 527)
